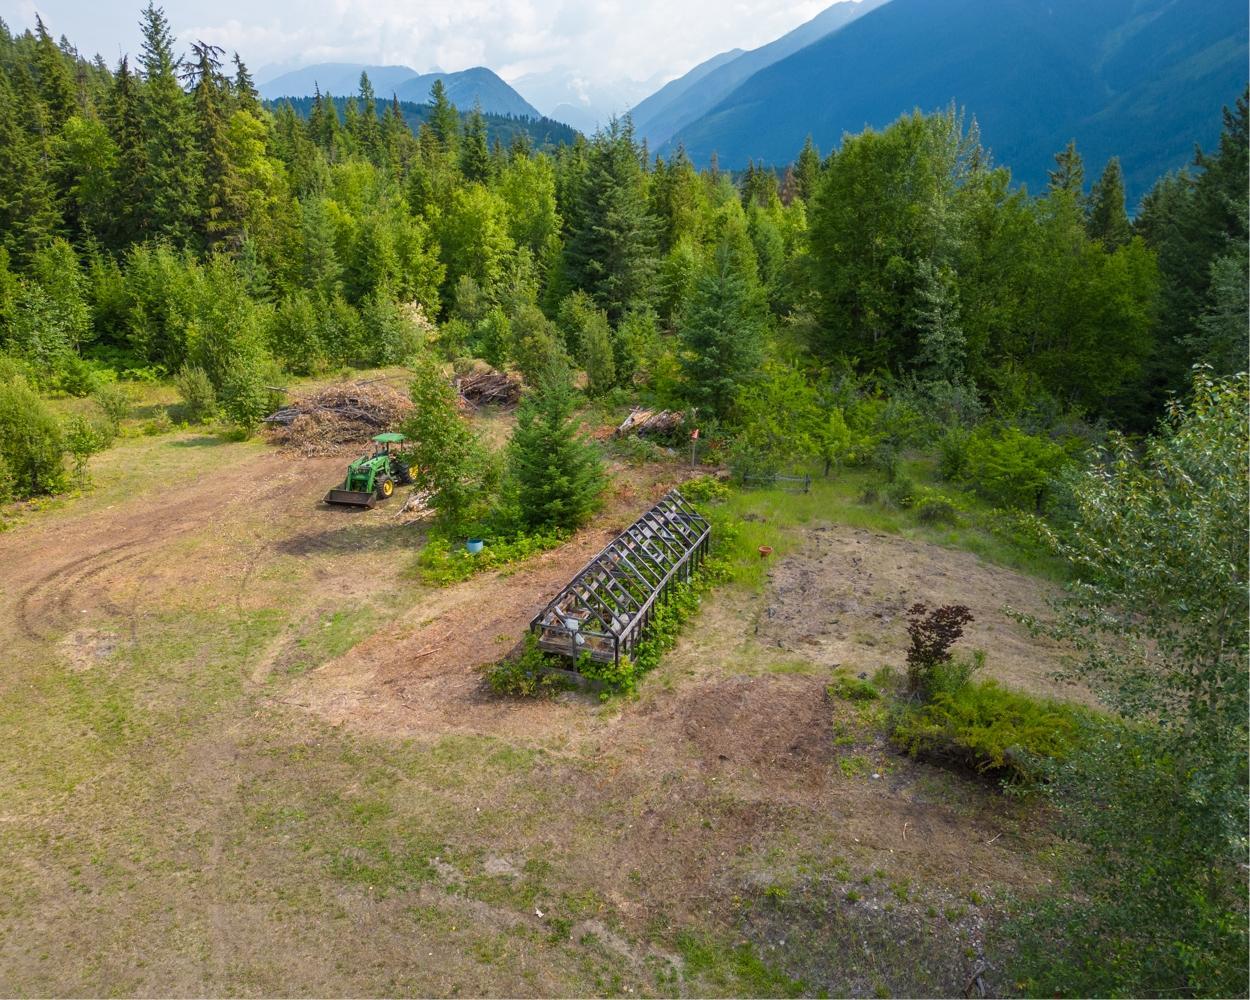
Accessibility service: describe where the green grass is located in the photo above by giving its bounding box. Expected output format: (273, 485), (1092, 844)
(675, 930), (807, 997)
(713, 462), (1066, 584)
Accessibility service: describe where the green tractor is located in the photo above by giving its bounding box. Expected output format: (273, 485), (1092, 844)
(324, 432), (413, 509)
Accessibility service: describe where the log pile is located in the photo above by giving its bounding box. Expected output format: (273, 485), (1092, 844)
(263, 380), (412, 456)
(455, 366), (522, 407)
(614, 407), (683, 438)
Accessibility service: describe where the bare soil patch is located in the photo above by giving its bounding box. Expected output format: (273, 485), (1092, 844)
(756, 524), (1076, 701)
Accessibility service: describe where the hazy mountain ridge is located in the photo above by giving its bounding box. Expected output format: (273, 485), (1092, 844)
(259, 63), (540, 118)
(661, 0), (1248, 202)
(630, 0), (889, 146)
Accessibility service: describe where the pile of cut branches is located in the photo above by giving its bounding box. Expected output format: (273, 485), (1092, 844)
(615, 407), (683, 438)
(263, 379), (412, 456)
(455, 365), (522, 407)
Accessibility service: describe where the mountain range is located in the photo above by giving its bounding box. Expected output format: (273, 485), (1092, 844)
(630, 0), (887, 147)
(257, 0), (1246, 201)
(660, 0), (1247, 202)
(258, 63), (541, 118)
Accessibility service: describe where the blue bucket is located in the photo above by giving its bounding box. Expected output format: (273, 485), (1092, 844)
(466, 538), (484, 554)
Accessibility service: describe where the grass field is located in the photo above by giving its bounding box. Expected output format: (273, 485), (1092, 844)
(0, 380), (1084, 996)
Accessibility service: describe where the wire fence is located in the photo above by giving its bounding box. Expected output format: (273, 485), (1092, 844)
(739, 473), (812, 494)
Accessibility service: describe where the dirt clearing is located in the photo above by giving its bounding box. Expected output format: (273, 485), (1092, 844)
(0, 427), (1075, 997)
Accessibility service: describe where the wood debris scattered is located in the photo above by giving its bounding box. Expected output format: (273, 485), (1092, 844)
(394, 489), (434, 522)
(263, 380), (412, 456)
(614, 407), (683, 438)
(455, 365), (522, 407)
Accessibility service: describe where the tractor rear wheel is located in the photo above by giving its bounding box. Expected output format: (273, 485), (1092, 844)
(377, 477), (394, 500)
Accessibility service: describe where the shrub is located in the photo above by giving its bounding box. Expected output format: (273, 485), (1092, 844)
(883, 476), (916, 509)
(174, 366), (217, 423)
(891, 678), (1091, 783)
(936, 426), (971, 481)
(488, 633), (561, 697)
(0, 375), (65, 497)
(905, 603), (975, 698)
(63, 413), (108, 487)
(415, 531), (563, 586)
(829, 674), (880, 702)
(915, 496), (958, 526)
(681, 475), (730, 504)
(219, 365), (272, 434)
(57, 355), (103, 397)
(360, 291), (422, 366)
(579, 308), (616, 397)
(0, 454), (15, 503)
(91, 382), (130, 434)
(961, 425), (1070, 511)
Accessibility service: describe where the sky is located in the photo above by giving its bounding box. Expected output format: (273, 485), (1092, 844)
(0, 0), (837, 91)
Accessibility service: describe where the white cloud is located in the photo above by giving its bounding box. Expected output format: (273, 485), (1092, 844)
(1, 0), (842, 89)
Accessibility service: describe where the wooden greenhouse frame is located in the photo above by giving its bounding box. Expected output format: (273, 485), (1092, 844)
(530, 489), (712, 668)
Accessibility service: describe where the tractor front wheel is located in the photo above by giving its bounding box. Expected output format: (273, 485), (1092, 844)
(377, 477), (394, 500)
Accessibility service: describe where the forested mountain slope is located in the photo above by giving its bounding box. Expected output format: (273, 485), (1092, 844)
(666, 0), (1248, 202)
(261, 63), (540, 118)
(631, 0), (887, 146)
(273, 95), (578, 150)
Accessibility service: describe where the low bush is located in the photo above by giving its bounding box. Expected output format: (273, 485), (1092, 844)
(0, 376), (65, 497)
(174, 365), (217, 422)
(904, 602), (975, 698)
(488, 633), (564, 697)
(829, 674), (880, 702)
(681, 474), (730, 504)
(91, 382), (130, 434)
(883, 476), (916, 509)
(915, 496), (958, 526)
(891, 678), (1092, 783)
(415, 530), (565, 586)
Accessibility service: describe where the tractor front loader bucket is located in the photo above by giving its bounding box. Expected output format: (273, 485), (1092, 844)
(324, 488), (376, 509)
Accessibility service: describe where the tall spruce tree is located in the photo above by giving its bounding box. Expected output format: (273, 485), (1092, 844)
(33, 15), (77, 127)
(135, 3), (202, 245)
(506, 362), (606, 533)
(427, 79), (459, 156)
(460, 103), (491, 182)
(678, 215), (767, 420)
(1048, 139), (1085, 194)
(1087, 157), (1131, 250)
(0, 70), (60, 261)
(564, 116), (658, 321)
(190, 40), (245, 251)
(794, 134), (821, 202)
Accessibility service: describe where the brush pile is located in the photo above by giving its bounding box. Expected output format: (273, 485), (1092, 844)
(615, 407), (683, 438)
(455, 364), (523, 407)
(263, 380), (412, 456)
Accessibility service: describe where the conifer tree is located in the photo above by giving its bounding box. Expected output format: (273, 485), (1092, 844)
(1048, 138), (1085, 194)
(105, 55), (145, 244)
(190, 40), (245, 251)
(0, 70), (60, 261)
(1086, 157), (1131, 250)
(135, 2), (202, 245)
(353, 71), (381, 162)
(460, 103), (491, 182)
(427, 79), (459, 156)
(794, 135), (821, 202)
(564, 116), (658, 321)
(506, 362), (606, 533)
(232, 53), (259, 114)
(33, 15), (77, 127)
(678, 217), (767, 420)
